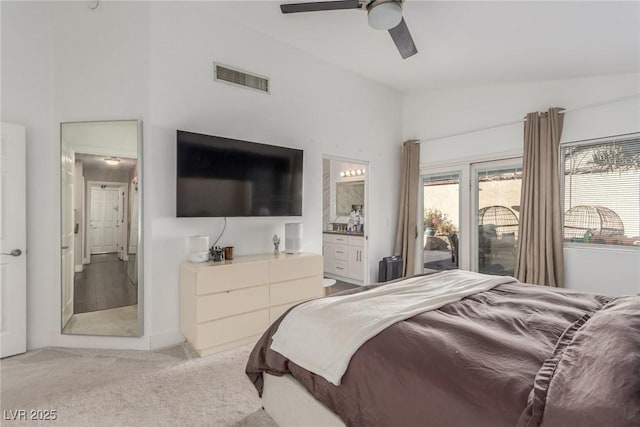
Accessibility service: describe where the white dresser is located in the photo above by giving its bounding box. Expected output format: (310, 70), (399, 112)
(180, 252), (323, 357)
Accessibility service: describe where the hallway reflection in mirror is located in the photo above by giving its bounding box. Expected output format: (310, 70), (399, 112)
(60, 120), (142, 337)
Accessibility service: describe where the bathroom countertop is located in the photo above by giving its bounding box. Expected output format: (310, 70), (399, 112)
(323, 230), (365, 237)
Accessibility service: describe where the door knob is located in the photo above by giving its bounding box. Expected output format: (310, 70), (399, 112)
(1, 249), (22, 257)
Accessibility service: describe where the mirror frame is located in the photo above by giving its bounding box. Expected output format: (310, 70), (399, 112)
(60, 119), (143, 337)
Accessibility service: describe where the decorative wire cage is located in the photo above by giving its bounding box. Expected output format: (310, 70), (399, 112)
(564, 205), (624, 240)
(478, 205), (519, 239)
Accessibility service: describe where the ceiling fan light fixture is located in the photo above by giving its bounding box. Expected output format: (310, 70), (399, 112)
(367, 0), (402, 30)
(104, 157), (120, 166)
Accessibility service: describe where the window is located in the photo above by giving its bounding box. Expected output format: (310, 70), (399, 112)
(423, 173), (460, 274)
(472, 161), (522, 276)
(562, 134), (640, 248)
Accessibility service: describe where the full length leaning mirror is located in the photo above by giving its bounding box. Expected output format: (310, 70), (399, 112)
(61, 120), (142, 337)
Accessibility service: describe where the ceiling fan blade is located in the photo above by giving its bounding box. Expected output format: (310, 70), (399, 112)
(280, 0), (361, 14)
(388, 18), (418, 59)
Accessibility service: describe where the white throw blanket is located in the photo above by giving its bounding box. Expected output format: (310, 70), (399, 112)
(270, 270), (518, 386)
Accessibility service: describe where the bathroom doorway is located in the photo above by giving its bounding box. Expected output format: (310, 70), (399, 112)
(322, 156), (370, 288)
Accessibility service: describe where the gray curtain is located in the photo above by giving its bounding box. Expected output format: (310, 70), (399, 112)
(394, 140), (420, 277)
(515, 108), (565, 287)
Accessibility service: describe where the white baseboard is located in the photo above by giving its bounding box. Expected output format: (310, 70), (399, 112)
(149, 328), (185, 351)
(74, 264), (83, 273)
(49, 332), (151, 351)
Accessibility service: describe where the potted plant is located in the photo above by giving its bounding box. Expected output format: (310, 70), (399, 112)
(437, 219), (456, 235)
(424, 208), (456, 235)
(424, 208), (446, 236)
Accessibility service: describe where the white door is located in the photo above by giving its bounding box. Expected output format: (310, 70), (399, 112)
(90, 186), (119, 254)
(61, 145), (74, 329)
(1, 123), (27, 358)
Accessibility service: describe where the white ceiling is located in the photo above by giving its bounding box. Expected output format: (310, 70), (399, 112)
(215, 1), (640, 92)
(76, 153), (137, 183)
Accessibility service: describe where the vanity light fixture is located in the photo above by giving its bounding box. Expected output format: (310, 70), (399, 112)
(340, 168), (366, 178)
(104, 157), (120, 166)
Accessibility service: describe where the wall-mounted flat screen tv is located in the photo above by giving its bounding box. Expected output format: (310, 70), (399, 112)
(176, 130), (303, 217)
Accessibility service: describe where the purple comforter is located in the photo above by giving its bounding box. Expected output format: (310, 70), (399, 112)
(246, 280), (640, 426)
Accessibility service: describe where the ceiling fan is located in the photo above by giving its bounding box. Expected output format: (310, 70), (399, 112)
(280, 0), (418, 59)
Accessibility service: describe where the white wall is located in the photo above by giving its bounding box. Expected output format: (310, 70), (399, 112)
(1, 1), (56, 349)
(147, 2), (402, 346)
(404, 73), (640, 295)
(0, 0), (153, 350)
(1, 1), (402, 350)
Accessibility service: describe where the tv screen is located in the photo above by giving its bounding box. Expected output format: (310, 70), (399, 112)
(176, 130), (303, 217)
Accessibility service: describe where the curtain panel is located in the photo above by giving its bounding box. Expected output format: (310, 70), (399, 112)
(394, 140), (420, 277)
(515, 108), (565, 287)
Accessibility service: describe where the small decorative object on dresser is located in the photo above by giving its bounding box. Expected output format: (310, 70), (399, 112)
(188, 235), (210, 263)
(210, 245), (224, 262)
(273, 234), (280, 253)
(285, 223), (303, 254)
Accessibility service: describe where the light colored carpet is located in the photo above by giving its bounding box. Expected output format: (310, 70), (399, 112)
(1, 343), (277, 426)
(62, 305), (138, 336)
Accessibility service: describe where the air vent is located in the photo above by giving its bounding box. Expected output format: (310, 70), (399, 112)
(214, 63), (270, 94)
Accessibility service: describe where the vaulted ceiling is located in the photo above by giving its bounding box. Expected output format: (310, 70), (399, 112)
(215, 1), (640, 92)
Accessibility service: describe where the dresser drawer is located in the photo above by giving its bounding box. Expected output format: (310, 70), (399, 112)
(270, 276), (323, 306)
(196, 286), (269, 323)
(194, 309), (269, 349)
(333, 245), (348, 261)
(270, 255), (322, 283)
(196, 261), (269, 295)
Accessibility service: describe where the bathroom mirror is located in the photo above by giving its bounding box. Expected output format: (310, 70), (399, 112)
(336, 181), (365, 215)
(60, 120), (142, 337)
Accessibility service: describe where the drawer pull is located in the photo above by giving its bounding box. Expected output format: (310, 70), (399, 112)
(336, 266), (344, 270)
(336, 251), (344, 254)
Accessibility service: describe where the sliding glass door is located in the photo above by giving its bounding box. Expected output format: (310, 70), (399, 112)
(422, 173), (460, 274)
(472, 159), (522, 276)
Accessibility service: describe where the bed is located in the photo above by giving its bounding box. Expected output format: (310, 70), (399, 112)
(246, 270), (640, 427)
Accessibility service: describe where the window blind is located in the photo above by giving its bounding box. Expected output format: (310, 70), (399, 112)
(562, 135), (640, 246)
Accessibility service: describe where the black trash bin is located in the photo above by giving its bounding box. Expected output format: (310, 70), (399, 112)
(378, 256), (403, 282)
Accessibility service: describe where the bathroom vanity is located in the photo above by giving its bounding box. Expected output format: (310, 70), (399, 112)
(322, 231), (365, 284)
